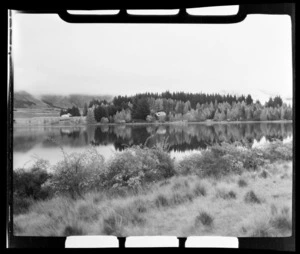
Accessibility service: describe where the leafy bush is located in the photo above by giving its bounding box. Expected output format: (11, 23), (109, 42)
(48, 146), (105, 199)
(178, 147), (243, 179)
(258, 140), (292, 162)
(13, 159), (52, 201)
(105, 146), (175, 191)
(177, 140), (292, 179)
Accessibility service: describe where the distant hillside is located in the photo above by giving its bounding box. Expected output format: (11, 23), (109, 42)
(14, 91), (113, 109)
(40, 94), (113, 108)
(14, 91), (49, 108)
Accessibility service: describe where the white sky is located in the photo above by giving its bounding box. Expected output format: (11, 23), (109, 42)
(12, 11), (293, 103)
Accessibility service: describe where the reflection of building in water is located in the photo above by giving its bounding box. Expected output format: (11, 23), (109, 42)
(156, 126), (166, 135)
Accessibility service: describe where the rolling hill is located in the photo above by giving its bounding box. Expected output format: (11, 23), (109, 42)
(14, 91), (49, 108)
(14, 91), (113, 109)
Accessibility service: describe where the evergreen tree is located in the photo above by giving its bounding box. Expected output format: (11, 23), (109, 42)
(94, 106), (108, 122)
(273, 96), (283, 107)
(83, 103), (88, 116)
(245, 94), (253, 105)
(132, 97), (150, 120)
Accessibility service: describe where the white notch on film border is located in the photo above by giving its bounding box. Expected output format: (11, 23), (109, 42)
(185, 236), (239, 248)
(186, 5), (240, 16)
(67, 10), (120, 15)
(127, 9), (180, 15)
(65, 236), (119, 248)
(125, 236), (179, 247)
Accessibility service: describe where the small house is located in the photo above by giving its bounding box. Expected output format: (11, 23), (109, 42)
(60, 113), (72, 120)
(155, 111), (166, 122)
(155, 112), (166, 118)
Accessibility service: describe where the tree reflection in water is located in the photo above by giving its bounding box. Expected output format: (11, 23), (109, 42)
(14, 123), (293, 153)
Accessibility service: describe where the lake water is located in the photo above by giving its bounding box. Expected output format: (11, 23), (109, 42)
(13, 122), (293, 170)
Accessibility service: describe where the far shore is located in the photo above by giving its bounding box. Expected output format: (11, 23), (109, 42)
(13, 118), (293, 128)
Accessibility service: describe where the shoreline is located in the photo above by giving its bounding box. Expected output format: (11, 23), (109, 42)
(13, 119), (293, 128)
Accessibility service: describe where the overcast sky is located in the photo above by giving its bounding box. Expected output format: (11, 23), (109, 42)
(12, 11), (293, 103)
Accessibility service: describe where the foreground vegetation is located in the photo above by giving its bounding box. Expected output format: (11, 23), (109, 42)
(13, 140), (293, 236)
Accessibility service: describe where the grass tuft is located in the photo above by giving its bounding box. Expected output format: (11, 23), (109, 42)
(102, 214), (123, 236)
(259, 170), (270, 179)
(154, 194), (169, 208)
(64, 225), (84, 236)
(132, 199), (148, 213)
(193, 184), (207, 197)
(244, 191), (262, 204)
(270, 206), (292, 232)
(171, 182), (182, 190)
(77, 204), (100, 222)
(195, 211), (214, 227)
(216, 189), (237, 200)
(238, 179), (248, 187)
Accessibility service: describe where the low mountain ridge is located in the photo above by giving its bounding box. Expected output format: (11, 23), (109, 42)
(14, 91), (113, 109)
(14, 91), (49, 108)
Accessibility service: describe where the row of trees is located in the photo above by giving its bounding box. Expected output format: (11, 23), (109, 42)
(85, 91), (292, 123)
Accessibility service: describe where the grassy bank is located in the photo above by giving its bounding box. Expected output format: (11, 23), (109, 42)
(13, 140), (293, 237)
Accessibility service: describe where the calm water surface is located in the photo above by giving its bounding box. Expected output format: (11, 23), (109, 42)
(13, 123), (293, 169)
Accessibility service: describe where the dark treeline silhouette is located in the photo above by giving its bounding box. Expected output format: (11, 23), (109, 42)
(60, 106), (81, 117)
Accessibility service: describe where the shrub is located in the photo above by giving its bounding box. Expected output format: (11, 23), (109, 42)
(177, 141), (292, 178)
(176, 153), (203, 175)
(13, 159), (52, 201)
(258, 140), (292, 162)
(244, 191), (262, 204)
(195, 211), (214, 227)
(177, 144), (244, 178)
(48, 146), (105, 199)
(105, 146), (175, 191)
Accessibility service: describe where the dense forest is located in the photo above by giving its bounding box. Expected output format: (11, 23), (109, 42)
(81, 91), (292, 124)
